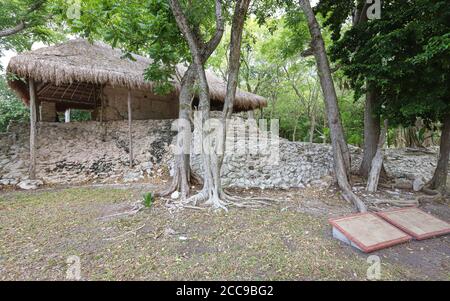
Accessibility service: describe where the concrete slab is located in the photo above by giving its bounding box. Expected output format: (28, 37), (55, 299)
(377, 207), (450, 240)
(329, 213), (412, 253)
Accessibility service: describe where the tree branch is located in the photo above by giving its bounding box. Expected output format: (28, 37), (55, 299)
(0, 22), (26, 38)
(301, 47), (314, 57)
(0, 0), (47, 38)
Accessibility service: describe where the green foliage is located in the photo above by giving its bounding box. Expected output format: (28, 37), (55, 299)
(338, 90), (364, 146)
(55, 0), (225, 95)
(0, 75), (28, 132)
(10, 0), (445, 149)
(142, 192), (154, 208)
(0, 0), (63, 69)
(208, 12), (365, 145)
(70, 109), (92, 122)
(57, 109), (92, 122)
(320, 0), (450, 127)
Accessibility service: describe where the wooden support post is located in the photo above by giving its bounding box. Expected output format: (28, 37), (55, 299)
(65, 109), (71, 123)
(127, 89), (133, 167)
(29, 78), (37, 179)
(100, 86), (104, 123)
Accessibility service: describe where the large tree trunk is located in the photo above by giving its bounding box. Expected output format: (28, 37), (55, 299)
(189, 0), (250, 209)
(300, 0), (366, 212)
(359, 85), (380, 177)
(359, 85), (387, 179)
(161, 0), (225, 199)
(428, 113), (450, 192)
(366, 120), (387, 192)
(156, 64), (198, 198)
(169, 0), (231, 208)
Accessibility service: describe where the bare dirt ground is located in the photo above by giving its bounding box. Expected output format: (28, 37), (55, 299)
(0, 184), (449, 281)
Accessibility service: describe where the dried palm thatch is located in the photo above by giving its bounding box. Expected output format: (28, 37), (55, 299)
(7, 39), (267, 111)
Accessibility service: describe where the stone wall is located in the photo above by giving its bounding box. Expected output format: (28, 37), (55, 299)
(0, 117), (447, 190)
(39, 101), (57, 122)
(96, 86), (179, 121)
(0, 120), (175, 187)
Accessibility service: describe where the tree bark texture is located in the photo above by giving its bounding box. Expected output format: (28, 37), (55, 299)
(366, 119), (388, 192)
(429, 113), (450, 192)
(300, 0), (366, 212)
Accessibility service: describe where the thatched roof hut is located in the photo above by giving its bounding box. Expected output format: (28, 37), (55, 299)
(6, 39), (268, 179)
(7, 39), (267, 114)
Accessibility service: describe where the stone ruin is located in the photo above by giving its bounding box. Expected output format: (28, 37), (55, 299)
(0, 117), (446, 190)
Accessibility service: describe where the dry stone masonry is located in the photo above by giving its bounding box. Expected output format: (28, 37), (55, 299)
(0, 117), (447, 190)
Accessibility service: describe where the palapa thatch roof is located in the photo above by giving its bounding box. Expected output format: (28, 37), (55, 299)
(7, 39), (267, 111)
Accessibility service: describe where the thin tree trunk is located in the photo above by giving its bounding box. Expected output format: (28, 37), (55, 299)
(423, 128), (433, 147)
(366, 120), (387, 192)
(156, 64), (198, 198)
(309, 109), (316, 143)
(29, 78), (37, 180)
(169, 0), (225, 205)
(293, 114), (299, 141)
(428, 113), (450, 192)
(395, 125), (405, 148)
(212, 0), (251, 207)
(300, 0), (366, 212)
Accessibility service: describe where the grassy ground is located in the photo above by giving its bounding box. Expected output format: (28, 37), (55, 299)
(0, 186), (448, 280)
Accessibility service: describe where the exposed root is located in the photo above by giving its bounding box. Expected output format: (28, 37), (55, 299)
(166, 187), (284, 211)
(223, 189), (280, 203)
(416, 192), (444, 204)
(372, 199), (419, 206)
(98, 200), (144, 220)
(182, 205), (207, 210)
(422, 187), (440, 196)
(154, 171), (180, 197)
(186, 189), (208, 206)
(221, 190), (283, 208)
(205, 196), (229, 211)
(367, 175), (449, 212)
(103, 224), (146, 241)
(368, 199), (418, 212)
(378, 182), (412, 190)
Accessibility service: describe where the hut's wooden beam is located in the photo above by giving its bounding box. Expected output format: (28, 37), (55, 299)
(37, 97), (95, 107)
(127, 89), (133, 167)
(29, 78), (37, 179)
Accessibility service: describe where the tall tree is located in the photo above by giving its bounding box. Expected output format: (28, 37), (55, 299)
(298, 0), (366, 212)
(57, 0), (223, 198)
(330, 0), (450, 192)
(170, 0), (252, 209)
(166, 0), (225, 200)
(315, 0), (385, 179)
(429, 114), (450, 191)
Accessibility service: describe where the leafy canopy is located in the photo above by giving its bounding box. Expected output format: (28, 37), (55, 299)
(0, 0), (61, 63)
(55, 0), (227, 94)
(318, 0), (450, 126)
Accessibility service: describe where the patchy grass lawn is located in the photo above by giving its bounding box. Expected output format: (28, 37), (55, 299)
(0, 186), (448, 280)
